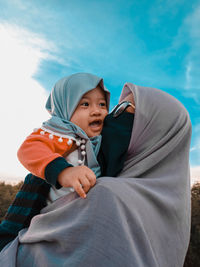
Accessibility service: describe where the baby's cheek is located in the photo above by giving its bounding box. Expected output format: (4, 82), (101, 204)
(103, 111), (108, 119)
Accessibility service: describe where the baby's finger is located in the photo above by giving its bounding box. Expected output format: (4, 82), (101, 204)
(73, 182), (87, 199)
(86, 173), (96, 187)
(79, 177), (91, 193)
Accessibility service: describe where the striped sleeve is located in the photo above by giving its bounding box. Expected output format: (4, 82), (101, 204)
(0, 174), (50, 251)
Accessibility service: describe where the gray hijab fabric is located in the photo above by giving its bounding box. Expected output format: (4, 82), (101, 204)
(43, 73), (110, 177)
(0, 83), (191, 267)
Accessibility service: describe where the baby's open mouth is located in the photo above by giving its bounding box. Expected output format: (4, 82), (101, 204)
(89, 120), (102, 128)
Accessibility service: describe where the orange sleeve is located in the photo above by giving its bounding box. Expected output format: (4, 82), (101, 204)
(17, 128), (73, 179)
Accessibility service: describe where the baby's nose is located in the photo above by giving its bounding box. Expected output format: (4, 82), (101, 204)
(91, 106), (101, 115)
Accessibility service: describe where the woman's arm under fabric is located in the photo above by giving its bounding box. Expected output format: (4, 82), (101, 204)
(98, 112), (134, 176)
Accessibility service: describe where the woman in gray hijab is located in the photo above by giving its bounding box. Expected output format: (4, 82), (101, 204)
(0, 83), (191, 267)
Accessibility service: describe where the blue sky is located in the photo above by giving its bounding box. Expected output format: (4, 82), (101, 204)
(0, 0), (199, 182)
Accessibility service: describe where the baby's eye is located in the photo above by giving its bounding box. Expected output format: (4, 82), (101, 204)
(81, 102), (89, 107)
(99, 102), (106, 107)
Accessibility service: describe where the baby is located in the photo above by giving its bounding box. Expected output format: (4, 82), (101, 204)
(17, 73), (110, 200)
(0, 72), (110, 250)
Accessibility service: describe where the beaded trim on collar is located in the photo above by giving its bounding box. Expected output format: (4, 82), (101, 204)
(33, 126), (87, 167)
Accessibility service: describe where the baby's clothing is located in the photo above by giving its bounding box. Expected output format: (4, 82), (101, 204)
(17, 127), (90, 182)
(17, 128), (74, 180)
(17, 128), (90, 203)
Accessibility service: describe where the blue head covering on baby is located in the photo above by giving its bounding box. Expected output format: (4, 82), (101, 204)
(42, 73), (110, 177)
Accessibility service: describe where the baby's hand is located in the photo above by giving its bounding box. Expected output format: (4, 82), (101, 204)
(57, 166), (96, 199)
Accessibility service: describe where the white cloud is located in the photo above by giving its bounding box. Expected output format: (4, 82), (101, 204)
(183, 5), (200, 96)
(165, 4), (200, 103)
(190, 166), (200, 186)
(190, 134), (200, 154)
(0, 23), (53, 183)
(190, 143), (200, 153)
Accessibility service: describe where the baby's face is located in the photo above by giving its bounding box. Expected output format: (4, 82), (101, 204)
(70, 86), (108, 137)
